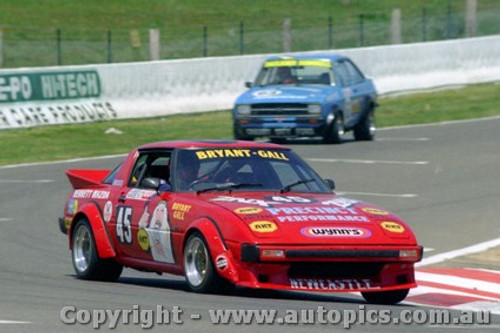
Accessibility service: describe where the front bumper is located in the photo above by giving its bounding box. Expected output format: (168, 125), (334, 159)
(234, 118), (327, 138)
(219, 243), (422, 293)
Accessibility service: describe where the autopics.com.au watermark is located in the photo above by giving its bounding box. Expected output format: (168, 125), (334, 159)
(60, 305), (492, 329)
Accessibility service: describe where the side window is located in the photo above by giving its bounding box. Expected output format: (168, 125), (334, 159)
(343, 60), (365, 85)
(128, 152), (171, 188)
(334, 62), (350, 87)
(103, 162), (122, 184)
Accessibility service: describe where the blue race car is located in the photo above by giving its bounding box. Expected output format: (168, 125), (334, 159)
(233, 54), (378, 143)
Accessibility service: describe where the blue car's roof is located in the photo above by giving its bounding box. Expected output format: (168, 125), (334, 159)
(264, 54), (346, 62)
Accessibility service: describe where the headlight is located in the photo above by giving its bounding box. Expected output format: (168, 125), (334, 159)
(308, 104), (321, 114)
(237, 104), (251, 115)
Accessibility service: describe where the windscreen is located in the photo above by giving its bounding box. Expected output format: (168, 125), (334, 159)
(254, 59), (334, 86)
(173, 148), (331, 193)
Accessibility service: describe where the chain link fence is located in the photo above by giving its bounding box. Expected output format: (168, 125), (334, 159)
(1, 3), (499, 68)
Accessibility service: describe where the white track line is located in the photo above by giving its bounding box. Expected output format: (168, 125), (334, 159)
(307, 158), (429, 165)
(378, 115), (500, 131)
(0, 320), (31, 324)
(416, 237), (500, 267)
(376, 137), (430, 142)
(0, 153), (127, 170)
(0, 218), (13, 222)
(0, 179), (55, 183)
(336, 191), (418, 198)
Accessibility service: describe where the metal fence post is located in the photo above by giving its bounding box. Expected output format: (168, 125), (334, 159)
(359, 14), (364, 46)
(391, 8), (402, 44)
(422, 7), (427, 41)
(0, 29), (3, 68)
(240, 22), (244, 54)
(328, 16), (333, 49)
(107, 30), (112, 63)
(203, 26), (208, 57)
(282, 18), (292, 52)
(149, 28), (161, 61)
(465, 0), (477, 37)
(56, 28), (62, 65)
(446, 2), (453, 38)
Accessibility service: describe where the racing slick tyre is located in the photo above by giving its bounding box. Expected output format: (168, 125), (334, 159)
(71, 218), (123, 281)
(184, 232), (233, 294)
(354, 110), (375, 141)
(361, 288), (409, 305)
(323, 112), (344, 144)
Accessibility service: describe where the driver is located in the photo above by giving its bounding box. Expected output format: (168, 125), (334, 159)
(177, 151), (201, 190)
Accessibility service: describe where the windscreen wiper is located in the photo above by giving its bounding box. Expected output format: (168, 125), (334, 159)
(280, 178), (315, 193)
(197, 182), (263, 194)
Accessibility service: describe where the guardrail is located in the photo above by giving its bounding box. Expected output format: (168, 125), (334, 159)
(0, 35), (499, 129)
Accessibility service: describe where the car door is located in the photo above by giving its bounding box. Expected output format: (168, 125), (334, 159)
(110, 150), (176, 263)
(333, 59), (370, 128)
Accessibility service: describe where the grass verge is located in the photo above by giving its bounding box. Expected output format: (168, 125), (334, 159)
(0, 83), (498, 166)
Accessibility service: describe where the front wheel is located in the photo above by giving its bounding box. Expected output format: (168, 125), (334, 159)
(71, 218), (123, 281)
(183, 232), (232, 293)
(361, 289), (409, 305)
(323, 113), (344, 144)
(354, 111), (376, 141)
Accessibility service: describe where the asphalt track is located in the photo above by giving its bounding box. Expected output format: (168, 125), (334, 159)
(0, 117), (499, 332)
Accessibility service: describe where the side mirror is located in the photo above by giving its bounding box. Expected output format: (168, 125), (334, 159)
(245, 81), (253, 88)
(324, 179), (335, 190)
(141, 177), (161, 190)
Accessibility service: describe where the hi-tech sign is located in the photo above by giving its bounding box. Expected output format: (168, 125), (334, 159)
(0, 70), (101, 102)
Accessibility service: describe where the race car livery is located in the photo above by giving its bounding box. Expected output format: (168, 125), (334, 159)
(59, 140), (422, 304)
(233, 54), (377, 143)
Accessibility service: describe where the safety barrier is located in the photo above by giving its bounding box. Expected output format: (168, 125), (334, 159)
(1, 35), (499, 129)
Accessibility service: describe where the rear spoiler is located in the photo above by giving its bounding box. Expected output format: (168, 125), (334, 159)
(66, 169), (111, 189)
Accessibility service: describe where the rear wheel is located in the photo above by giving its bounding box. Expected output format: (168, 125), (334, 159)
(323, 113), (344, 144)
(183, 232), (232, 293)
(354, 110), (375, 141)
(71, 218), (123, 281)
(361, 289), (409, 305)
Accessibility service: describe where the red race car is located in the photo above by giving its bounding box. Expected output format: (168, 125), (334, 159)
(59, 140), (422, 304)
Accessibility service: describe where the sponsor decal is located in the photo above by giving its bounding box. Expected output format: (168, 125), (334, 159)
(146, 201), (174, 264)
(266, 206), (368, 222)
(195, 149), (288, 161)
(380, 221), (405, 233)
(249, 221), (278, 233)
(72, 189), (110, 200)
(264, 196), (315, 204)
(73, 189), (93, 199)
(103, 200), (113, 223)
(216, 255), (228, 270)
(64, 218), (72, 230)
(234, 207), (263, 215)
(211, 196), (282, 208)
(252, 89), (281, 97)
(137, 229), (150, 252)
(264, 59), (331, 68)
(0, 71), (101, 103)
(301, 227), (371, 238)
(172, 202), (192, 220)
(112, 179), (123, 187)
(0, 101), (117, 129)
(125, 189), (156, 201)
(361, 207), (389, 216)
(68, 199), (78, 215)
(321, 198), (359, 208)
(289, 278), (373, 291)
